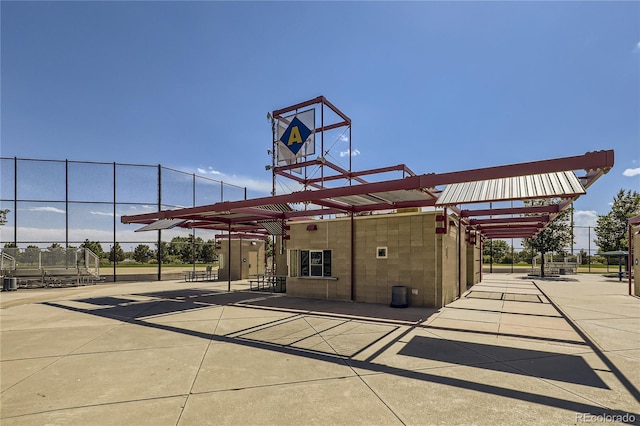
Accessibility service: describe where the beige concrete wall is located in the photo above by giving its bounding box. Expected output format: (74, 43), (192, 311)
(354, 212), (438, 307)
(286, 218), (352, 300)
(634, 226), (640, 297)
(440, 219), (460, 307)
(458, 224), (468, 298)
(285, 211), (463, 308)
(218, 239), (265, 280)
(466, 236), (481, 287)
(273, 238), (288, 276)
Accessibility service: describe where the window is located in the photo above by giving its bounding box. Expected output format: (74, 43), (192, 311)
(298, 249), (332, 277)
(376, 247), (388, 259)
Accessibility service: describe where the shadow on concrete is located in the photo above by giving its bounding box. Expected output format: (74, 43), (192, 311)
(75, 296), (139, 306)
(399, 335), (608, 388)
(42, 287), (637, 420)
(531, 280), (640, 406)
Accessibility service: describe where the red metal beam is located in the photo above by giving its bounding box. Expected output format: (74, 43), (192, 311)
(321, 96), (352, 124)
(121, 150), (613, 229)
(470, 215), (549, 226)
(305, 164), (413, 185)
(272, 96), (351, 126)
(420, 150), (614, 188)
(272, 96), (324, 118)
(461, 204), (560, 218)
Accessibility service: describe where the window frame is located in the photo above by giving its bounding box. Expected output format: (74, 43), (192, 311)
(297, 249), (332, 278)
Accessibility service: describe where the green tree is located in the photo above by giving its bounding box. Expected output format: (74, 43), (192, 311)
(42, 243), (65, 267)
(522, 200), (573, 277)
(109, 242), (125, 263)
(594, 189), (640, 252)
(154, 241), (170, 264)
(168, 236), (187, 257)
(201, 239), (217, 263)
(22, 245), (40, 265)
(0, 209), (9, 226)
(515, 247), (536, 264)
(482, 239), (510, 263)
(80, 239), (105, 259)
(170, 235), (204, 263)
(133, 244), (151, 263)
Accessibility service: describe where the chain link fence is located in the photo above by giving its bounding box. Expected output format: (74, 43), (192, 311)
(0, 157), (247, 280)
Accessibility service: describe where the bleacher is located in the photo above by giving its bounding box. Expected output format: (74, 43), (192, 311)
(1, 247), (103, 289)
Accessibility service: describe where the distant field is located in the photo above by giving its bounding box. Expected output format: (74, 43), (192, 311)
(484, 264), (621, 274)
(100, 265), (213, 275)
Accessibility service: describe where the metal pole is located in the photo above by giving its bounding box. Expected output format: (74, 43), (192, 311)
(157, 164), (162, 281)
(192, 173), (196, 273)
(321, 100), (324, 188)
(271, 114), (276, 196)
(588, 226), (591, 273)
(13, 157), (17, 246)
(350, 212), (355, 301)
(629, 223), (633, 295)
(489, 239), (493, 273)
(227, 223), (231, 292)
(571, 203), (574, 256)
(113, 162), (117, 282)
(65, 159), (69, 250)
(511, 238), (514, 273)
(457, 217), (462, 298)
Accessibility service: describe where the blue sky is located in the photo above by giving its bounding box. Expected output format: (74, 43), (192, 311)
(2, 1), (639, 247)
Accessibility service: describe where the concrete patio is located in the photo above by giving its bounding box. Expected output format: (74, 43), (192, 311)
(1, 273), (638, 425)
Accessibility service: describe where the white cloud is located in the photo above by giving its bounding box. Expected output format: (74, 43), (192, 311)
(339, 148), (361, 158)
(90, 211), (120, 217)
(190, 166), (271, 194)
(573, 210), (598, 227)
(622, 168), (640, 177)
(197, 167), (222, 176)
(224, 174), (272, 194)
(339, 134), (349, 142)
(29, 206), (65, 214)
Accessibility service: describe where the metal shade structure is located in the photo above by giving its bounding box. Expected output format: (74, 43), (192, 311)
(122, 149), (614, 242)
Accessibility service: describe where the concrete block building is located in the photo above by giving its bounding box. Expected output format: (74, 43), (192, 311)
(122, 98), (613, 306)
(283, 210), (480, 308)
(217, 238), (265, 281)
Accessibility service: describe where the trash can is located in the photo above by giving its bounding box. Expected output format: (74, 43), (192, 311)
(3, 277), (17, 291)
(390, 285), (408, 308)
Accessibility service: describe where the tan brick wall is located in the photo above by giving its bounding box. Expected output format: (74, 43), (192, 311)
(285, 211), (461, 308)
(466, 235), (481, 287)
(218, 239), (265, 280)
(440, 219), (460, 307)
(286, 218), (353, 300)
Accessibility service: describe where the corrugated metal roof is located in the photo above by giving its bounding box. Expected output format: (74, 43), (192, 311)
(135, 218), (186, 232)
(332, 189), (434, 207)
(331, 194), (384, 206)
(436, 171), (585, 206)
(255, 203), (293, 213)
(258, 220), (285, 235)
(374, 189), (434, 204)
